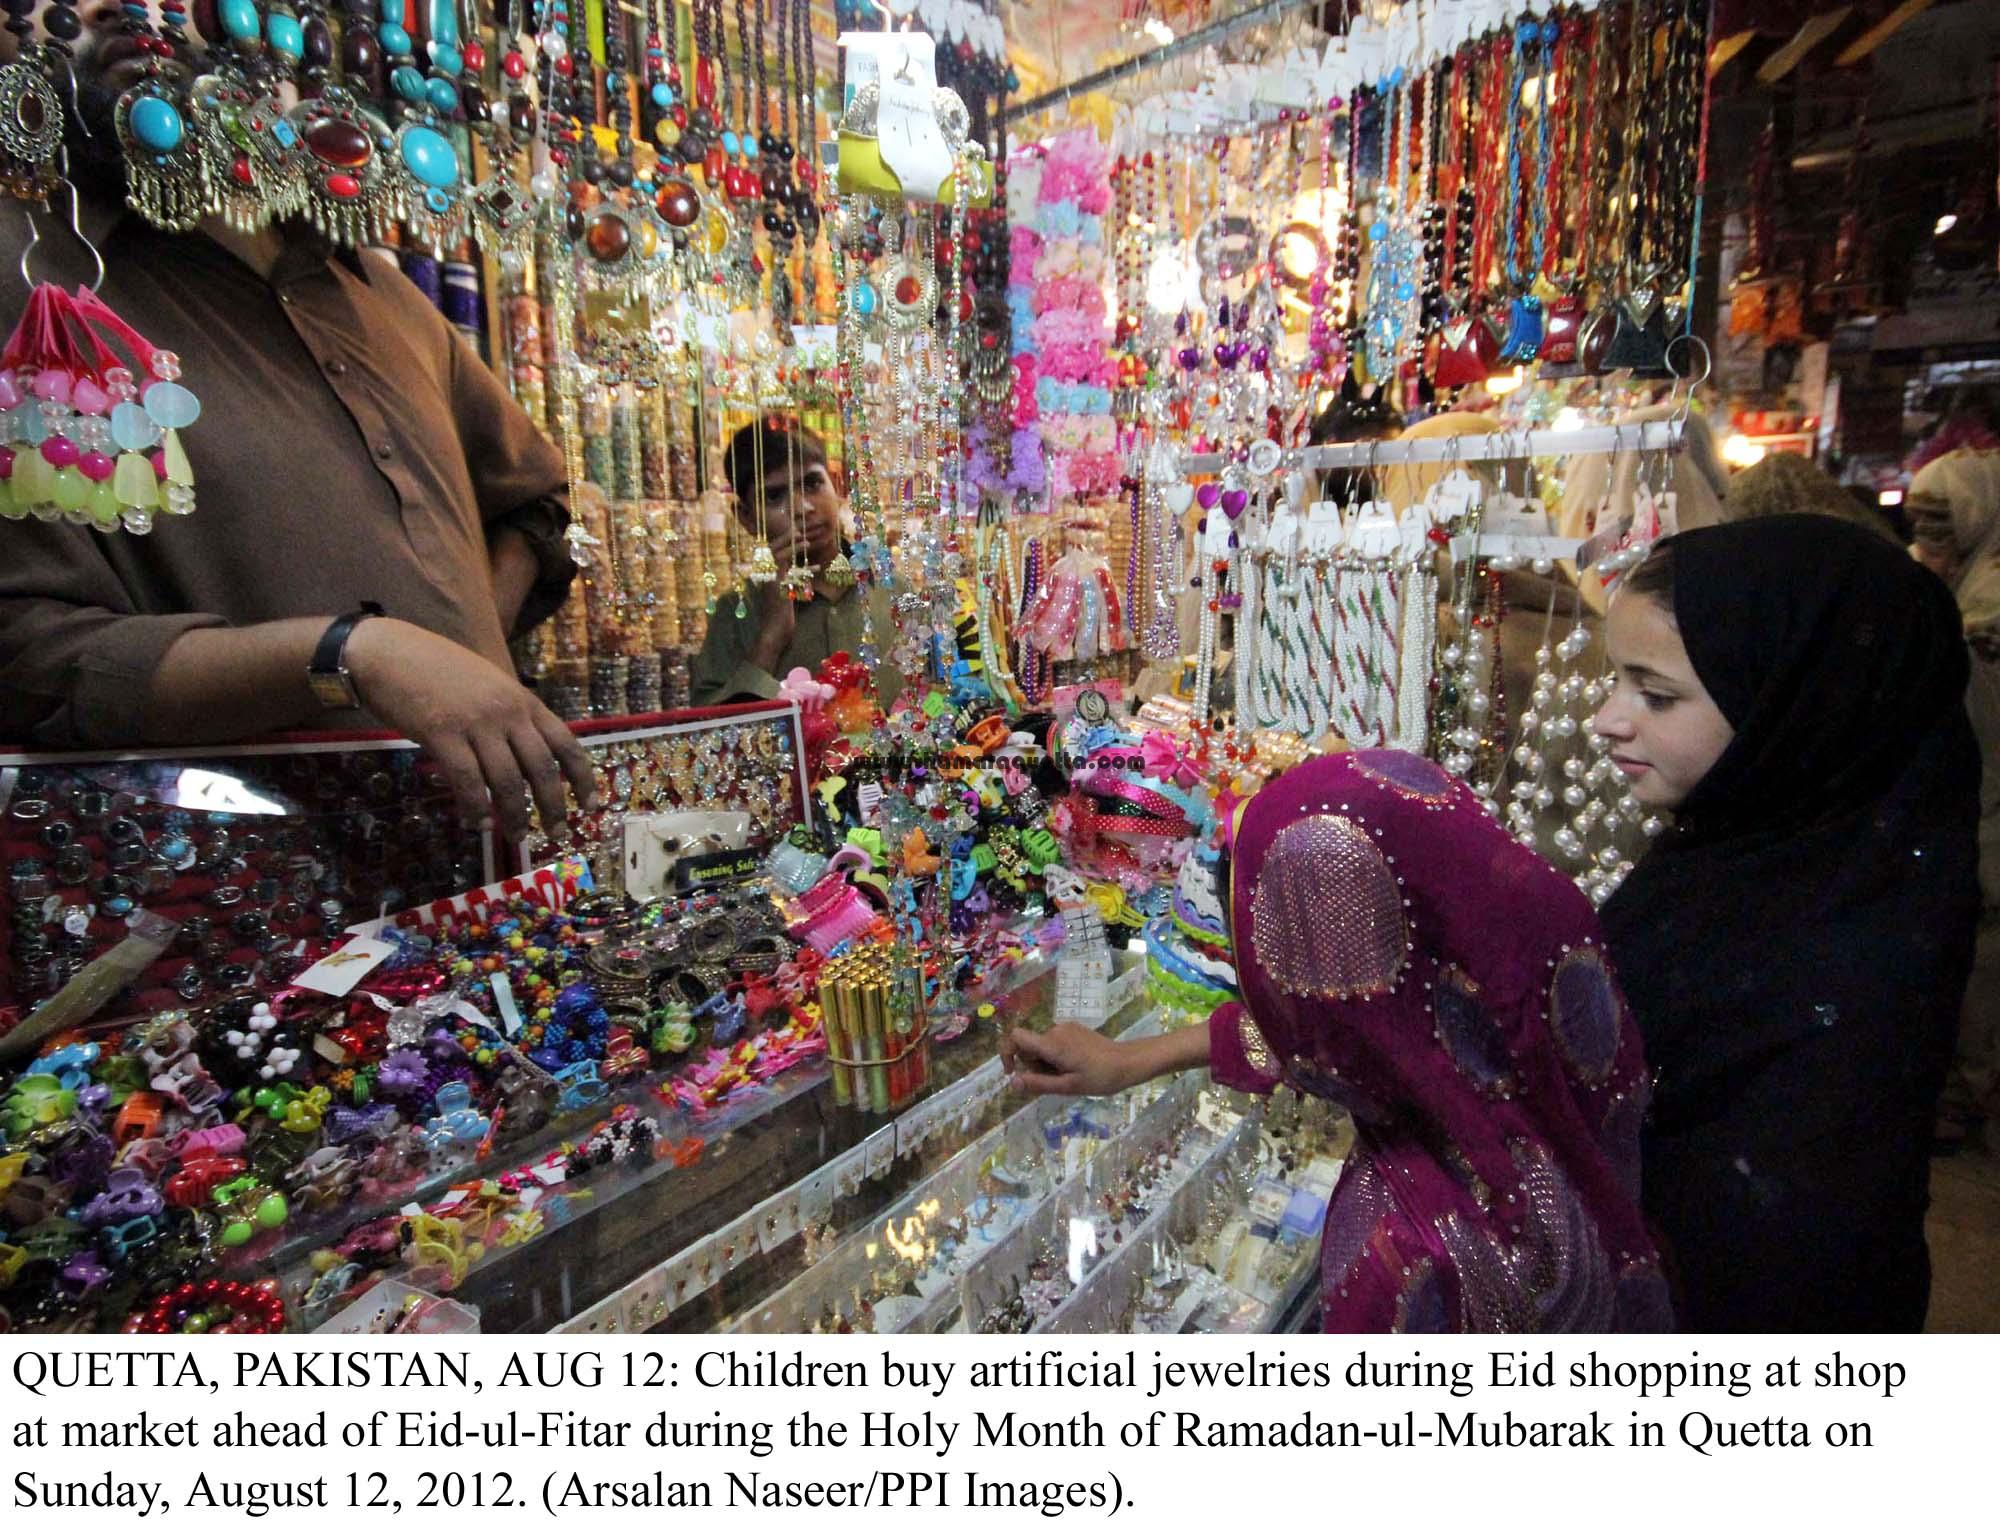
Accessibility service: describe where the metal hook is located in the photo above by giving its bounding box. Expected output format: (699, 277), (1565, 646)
(60, 54), (90, 142)
(1663, 333), (1711, 443)
(22, 153), (105, 293)
(1598, 422), (1623, 522)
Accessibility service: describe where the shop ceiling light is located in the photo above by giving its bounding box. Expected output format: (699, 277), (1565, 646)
(1721, 433), (1769, 469)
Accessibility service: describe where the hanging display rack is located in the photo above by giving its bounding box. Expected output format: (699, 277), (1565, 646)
(1180, 417), (1688, 474)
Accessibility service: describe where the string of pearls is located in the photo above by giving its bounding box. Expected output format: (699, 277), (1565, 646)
(1393, 559), (1436, 752)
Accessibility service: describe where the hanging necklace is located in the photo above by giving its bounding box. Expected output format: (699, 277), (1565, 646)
(1496, 21), (1552, 363)
(649, 0), (704, 240)
(1363, 77), (1420, 388)
(679, 0), (718, 169)
(114, 0), (212, 231)
(792, 0), (822, 283)
(744, 0), (764, 197)
(763, 0), (799, 326)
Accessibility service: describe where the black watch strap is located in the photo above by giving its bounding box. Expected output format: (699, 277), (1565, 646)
(307, 602), (385, 709)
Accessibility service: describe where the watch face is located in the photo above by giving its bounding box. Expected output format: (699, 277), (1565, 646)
(307, 670), (359, 710)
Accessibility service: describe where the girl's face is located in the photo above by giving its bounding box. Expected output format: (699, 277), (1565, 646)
(1593, 591), (1736, 810)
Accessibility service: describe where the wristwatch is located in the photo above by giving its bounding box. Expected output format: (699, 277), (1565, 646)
(307, 602), (385, 710)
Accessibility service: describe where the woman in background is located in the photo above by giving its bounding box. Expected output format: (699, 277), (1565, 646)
(1906, 449), (2000, 1149)
(1595, 516), (1979, 1330)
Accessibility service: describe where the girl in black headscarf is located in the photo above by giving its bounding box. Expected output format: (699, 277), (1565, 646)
(1593, 515), (1981, 1332)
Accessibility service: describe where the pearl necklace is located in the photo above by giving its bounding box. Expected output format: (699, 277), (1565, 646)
(1393, 557), (1437, 751)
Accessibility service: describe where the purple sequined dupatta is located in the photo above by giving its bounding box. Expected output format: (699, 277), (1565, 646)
(1209, 749), (1670, 1332)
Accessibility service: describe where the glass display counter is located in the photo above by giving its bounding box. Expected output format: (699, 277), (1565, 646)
(547, 969), (1352, 1338)
(0, 702), (1348, 1336)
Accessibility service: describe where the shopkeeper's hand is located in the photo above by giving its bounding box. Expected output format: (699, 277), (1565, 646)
(1002, 1023), (1144, 1097)
(745, 526), (801, 675)
(344, 618), (600, 838)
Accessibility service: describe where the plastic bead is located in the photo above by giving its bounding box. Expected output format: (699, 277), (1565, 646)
(12, 449), (53, 504)
(141, 380), (200, 430)
(266, 11), (304, 59)
(113, 451), (159, 509)
(219, 0), (260, 42)
(51, 465), (87, 512)
(85, 480), (119, 527)
(159, 429), (193, 486)
(110, 400), (163, 451)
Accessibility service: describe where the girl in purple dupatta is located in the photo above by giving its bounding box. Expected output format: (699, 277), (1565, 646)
(1005, 748), (1670, 1333)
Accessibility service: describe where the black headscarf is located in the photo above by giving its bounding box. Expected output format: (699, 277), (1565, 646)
(1601, 516), (1981, 1332)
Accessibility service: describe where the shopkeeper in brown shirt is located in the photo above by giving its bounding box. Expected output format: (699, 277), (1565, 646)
(0, 41), (597, 839)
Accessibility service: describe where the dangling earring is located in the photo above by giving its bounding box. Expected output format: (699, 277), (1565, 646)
(0, 41), (65, 207)
(1, 175), (204, 533)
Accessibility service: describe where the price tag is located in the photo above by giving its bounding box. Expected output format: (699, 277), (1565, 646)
(682, 1234), (721, 1296)
(490, 971), (522, 1035)
(876, 43), (953, 202)
(755, 1191), (801, 1253)
(294, 935), (395, 996)
(1345, 499), (1401, 557)
(797, 1164), (835, 1222)
(1425, 466), (1484, 524)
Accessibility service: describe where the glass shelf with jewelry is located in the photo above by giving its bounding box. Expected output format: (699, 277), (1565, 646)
(717, 1005), (1183, 1335)
(553, 950), (1158, 1334)
(1044, 1089), (1353, 1336)
(954, 1076), (1256, 1335)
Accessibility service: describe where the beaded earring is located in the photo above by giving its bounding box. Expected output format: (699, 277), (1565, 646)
(0, 193), (203, 533)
